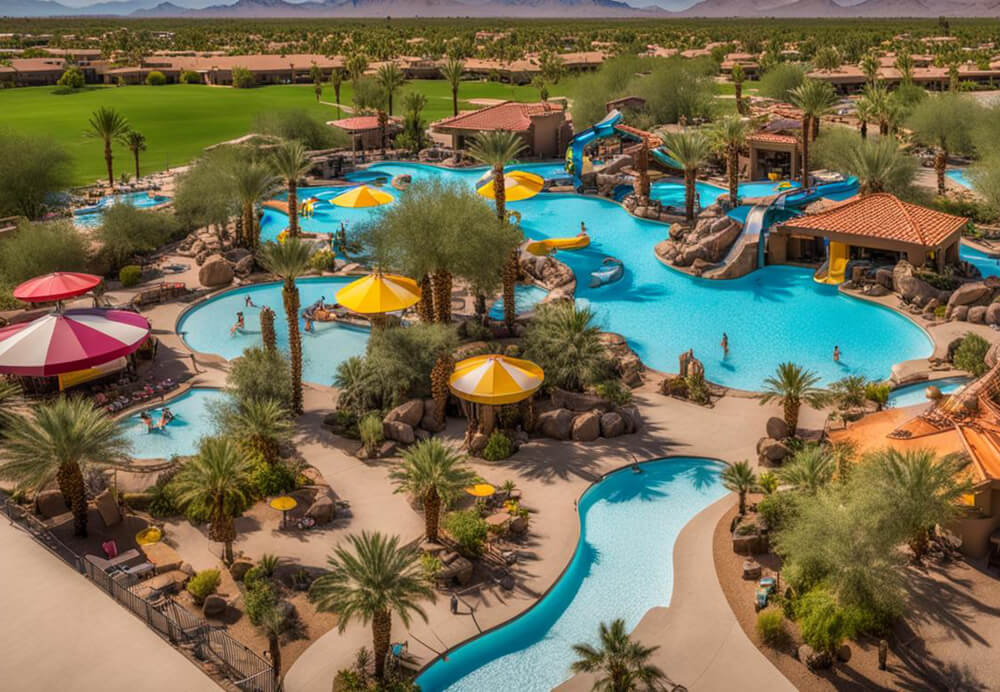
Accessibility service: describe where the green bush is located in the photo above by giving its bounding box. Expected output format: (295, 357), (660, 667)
(756, 608), (789, 647)
(145, 70), (167, 86)
(757, 491), (798, 532)
(358, 413), (384, 456)
(758, 63), (807, 100)
(180, 70), (201, 84)
(914, 270), (960, 291)
(482, 431), (514, 461)
(444, 509), (488, 557)
(797, 587), (858, 655)
(97, 205), (181, 272)
(243, 580), (276, 625)
(186, 569), (221, 604)
(147, 481), (179, 518)
(593, 379), (632, 405)
(523, 302), (612, 392)
(0, 220), (89, 285)
(252, 110), (347, 150)
(243, 565), (267, 588)
(686, 371), (710, 404)
(227, 346), (294, 410)
(119, 264), (142, 287)
(231, 66), (255, 89)
(57, 65), (85, 89)
(248, 457), (297, 497)
(953, 332), (990, 376)
(309, 248), (336, 272)
(121, 491), (153, 510)
(933, 195), (998, 224)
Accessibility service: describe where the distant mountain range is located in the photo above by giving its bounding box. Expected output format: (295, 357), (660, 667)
(3, 0), (1000, 18)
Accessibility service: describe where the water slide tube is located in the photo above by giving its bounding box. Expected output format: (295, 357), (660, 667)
(814, 240), (850, 284)
(525, 233), (591, 256)
(650, 148), (684, 171)
(568, 109), (623, 189)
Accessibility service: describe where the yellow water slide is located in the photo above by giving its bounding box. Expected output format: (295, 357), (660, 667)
(525, 233), (591, 256)
(814, 241), (849, 284)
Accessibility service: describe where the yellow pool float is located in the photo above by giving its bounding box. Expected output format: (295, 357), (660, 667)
(525, 233), (590, 256)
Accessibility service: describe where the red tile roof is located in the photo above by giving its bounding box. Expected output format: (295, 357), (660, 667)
(432, 101), (564, 132)
(748, 133), (799, 146)
(783, 193), (967, 247)
(329, 116), (399, 132)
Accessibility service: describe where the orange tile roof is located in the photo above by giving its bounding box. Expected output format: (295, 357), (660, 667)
(783, 193), (967, 247)
(748, 133), (799, 146)
(432, 101), (564, 132)
(329, 116), (399, 132)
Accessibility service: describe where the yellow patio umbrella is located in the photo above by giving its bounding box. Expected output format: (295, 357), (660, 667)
(330, 185), (393, 208)
(335, 271), (421, 315)
(477, 170), (544, 203)
(449, 354), (544, 406)
(465, 483), (496, 498)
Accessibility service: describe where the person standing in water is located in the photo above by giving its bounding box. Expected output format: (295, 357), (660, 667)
(230, 311), (245, 336)
(833, 345), (840, 362)
(721, 333), (729, 357)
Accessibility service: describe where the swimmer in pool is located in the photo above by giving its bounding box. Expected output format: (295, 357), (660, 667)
(158, 407), (174, 430)
(230, 311), (245, 336)
(244, 295), (257, 308)
(721, 332), (729, 357)
(139, 411), (153, 432)
(833, 345), (840, 362)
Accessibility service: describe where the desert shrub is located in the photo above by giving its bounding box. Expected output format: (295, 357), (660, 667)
(145, 70), (167, 86)
(248, 456), (297, 497)
(97, 205), (181, 272)
(0, 220), (89, 287)
(358, 412), (384, 456)
(258, 553), (280, 577)
(309, 248), (336, 272)
(243, 580), (276, 625)
(797, 587), (859, 655)
(444, 509), (487, 557)
(756, 608), (789, 647)
(118, 264), (142, 287)
(482, 431), (514, 461)
(686, 370), (710, 404)
(757, 491), (798, 532)
(523, 302), (611, 392)
(227, 346), (294, 410)
(180, 70), (201, 84)
(864, 382), (890, 409)
(758, 63), (807, 100)
(420, 552), (443, 581)
(933, 195), (997, 225)
(915, 270), (960, 291)
(231, 66), (255, 89)
(253, 110), (347, 150)
(953, 332), (990, 376)
(593, 379), (632, 405)
(186, 569), (221, 604)
(57, 65), (85, 89)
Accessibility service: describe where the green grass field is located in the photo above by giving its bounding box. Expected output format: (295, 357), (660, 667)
(0, 80), (568, 185)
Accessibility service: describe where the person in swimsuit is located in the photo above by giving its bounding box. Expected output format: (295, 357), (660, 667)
(139, 411), (153, 433)
(158, 407), (174, 430)
(721, 332), (729, 357)
(230, 311), (245, 336)
(833, 345), (840, 362)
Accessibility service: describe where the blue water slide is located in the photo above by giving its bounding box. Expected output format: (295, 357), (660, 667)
(569, 109), (623, 189)
(650, 148), (683, 170)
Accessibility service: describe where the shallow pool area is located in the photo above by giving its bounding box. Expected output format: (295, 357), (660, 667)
(489, 284), (550, 320)
(121, 387), (228, 459)
(888, 376), (971, 408)
(416, 457), (727, 692)
(177, 277), (370, 386)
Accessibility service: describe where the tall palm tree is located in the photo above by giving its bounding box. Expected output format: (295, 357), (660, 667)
(310, 531), (434, 680)
(859, 52), (880, 85)
(709, 116), (753, 207)
(270, 140), (312, 239)
(0, 396), (131, 537)
(758, 362), (829, 434)
(570, 618), (668, 692)
(390, 439), (477, 542)
(171, 436), (253, 564)
(778, 444), (834, 494)
(659, 129), (712, 223)
(345, 53), (368, 88)
(87, 106), (129, 187)
(257, 238), (313, 415)
(859, 83), (892, 137)
(854, 97), (874, 140)
(330, 68), (343, 117)
(466, 130), (527, 331)
(789, 79), (837, 187)
(908, 94), (979, 195)
(814, 130), (917, 197)
(216, 397), (293, 466)
(257, 606), (288, 686)
(117, 129), (146, 181)
(730, 63), (746, 115)
(895, 51), (914, 86)
(231, 159), (279, 249)
(441, 57), (465, 117)
(721, 460), (757, 515)
(859, 448), (972, 561)
(375, 63), (406, 117)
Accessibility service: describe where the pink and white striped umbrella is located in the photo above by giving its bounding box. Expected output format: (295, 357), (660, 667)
(0, 309), (151, 376)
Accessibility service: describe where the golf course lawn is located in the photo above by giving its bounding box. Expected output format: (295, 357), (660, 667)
(0, 79), (569, 185)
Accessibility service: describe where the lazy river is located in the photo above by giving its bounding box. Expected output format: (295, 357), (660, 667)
(416, 457), (727, 692)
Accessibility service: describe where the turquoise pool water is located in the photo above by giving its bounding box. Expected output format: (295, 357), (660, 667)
(947, 169), (972, 189)
(489, 284), (549, 320)
(416, 457), (727, 692)
(74, 191), (171, 228)
(258, 162), (932, 389)
(888, 376), (970, 408)
(121, 387), (228, 459)
(177, 277), (370, 386)
(650, 179), (800, 210)
(960, 244), (1000, 278)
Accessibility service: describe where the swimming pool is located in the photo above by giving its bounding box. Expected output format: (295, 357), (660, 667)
(489, 284), (549, 320)
(416, 457), (727, 692)
(74, 191), (171, 228)
(650, 179), (800, 210)
(259, 162), (931, 390)
(960, 243), (1000, 279)
(947, 169), (972, 189)
(121, 387), (228, 459)
(888, 376), (970, 408)
(177, 277), (370, 386)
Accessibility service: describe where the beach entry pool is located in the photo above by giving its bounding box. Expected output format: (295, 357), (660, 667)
(259, 162), (932, 390)
(121, 387), (228, 459)
(177, 277), (369, 386)
(416, 457), (727, 692)
(888, 376), (970, 408)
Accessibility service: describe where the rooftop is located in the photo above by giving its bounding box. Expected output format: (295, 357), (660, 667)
(432, 100), (564, 133)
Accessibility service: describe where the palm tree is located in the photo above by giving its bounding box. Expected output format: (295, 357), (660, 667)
(257, 239), (312, 415)
(523, 302), (609, 393)
(860, 448), (972, 561)
(390, 439), (477, 541)
(831, 375), (869, 409)
(814, 131), (916, 195)
(859, 83), (892, 137)
(709, 116), (753, 207)
(310, 532), (434, 680)
(721, 460), (757, 515)
(270, 140), (312, 239)
(375, 63), (406, 117)
(231, 160), (279, 249)
(0, 396), (131, 537)
(570, 618), (668, 692)
(257, 606), (288, 685)
(330, 68), (344, 117)
(345, 53), (368, 88)
(908, 94), (979, 195)
(778, 444), (834, 494)
(854, 97), (874, 140)
(466, 130), (527, 330)
(659, 129), (712, 223)
(789, 79), (837, 187)
(216, 398), (292, 466)
(757, 362), (829, 435)
(730, 63), (746, 115)
(87, 106), (129, 187)
(895, 51), (915, 86)
(118, 129), (146, 181)
(859, 52), (880, 85)
(441, 57), (465, 117)
(171, 436), (253, 564)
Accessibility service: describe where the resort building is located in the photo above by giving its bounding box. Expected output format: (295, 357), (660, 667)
(810, 61), (1000, 93)
(327, 115), (402, 154)
(430, 101), (572, 158)
(0, 56), (102, 86)
(103, 54), (344, 85)
(747, 133), (801, 181)
(770, 193), (967, 270)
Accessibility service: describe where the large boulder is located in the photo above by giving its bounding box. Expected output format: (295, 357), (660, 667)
(600, 412), (626, 438)
(570, 411), (601, 442)
(198, 254), (234, 288)
(893, 260), (948, 306)
(35, 489), (68, 519)
(952, 305), (969, 321)
(986, 302), (1000, 326)
(616, 405), (641, 433)
(230, 559), (254, 581)
(968, 305), (987, 324)
(203, 594), (227, 618)
(758, 437), (791, 464)
(305, 496), (336, 525)
(798, 645), (832, 670)
(383, 421), (415, 444)
(538, 408), (574, 440)
(233, 255), (254, 277)
(947, 281), (992, 310)
(385, 399), (424, 427)
(551, 388), (612, 412)
(765, 417), (789, 440)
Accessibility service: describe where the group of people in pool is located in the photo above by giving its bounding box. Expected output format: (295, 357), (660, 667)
(139, 407), (174, 433)
(230, 295), (345, 336)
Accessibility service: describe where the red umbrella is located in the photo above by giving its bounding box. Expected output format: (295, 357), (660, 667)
(0, 309), (151, 376)
(13, 272), (103, 303)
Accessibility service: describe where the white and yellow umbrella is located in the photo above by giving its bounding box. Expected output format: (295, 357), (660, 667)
(330, 185), (393, 208)
(476, 170), (544, 203)
(449, 354), (544, 406)
(335, 271), (421, 315)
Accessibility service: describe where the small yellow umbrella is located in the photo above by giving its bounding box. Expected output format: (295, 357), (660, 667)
(270, 496), (298, 529)
(477, 170), (544, 203)
(335, 271), (421, 315)
(465, 483), (496, 498)
(449, 354), (544, 405)
(331, 185), (394, 208)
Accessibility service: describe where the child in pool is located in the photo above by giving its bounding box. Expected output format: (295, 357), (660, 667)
(230, 312), (245, 336)
(139, 411), (154, 433)
(158, 407), (174, 430)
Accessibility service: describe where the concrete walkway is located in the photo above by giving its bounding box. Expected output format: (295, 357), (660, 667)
(0, 519), (217, 692)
